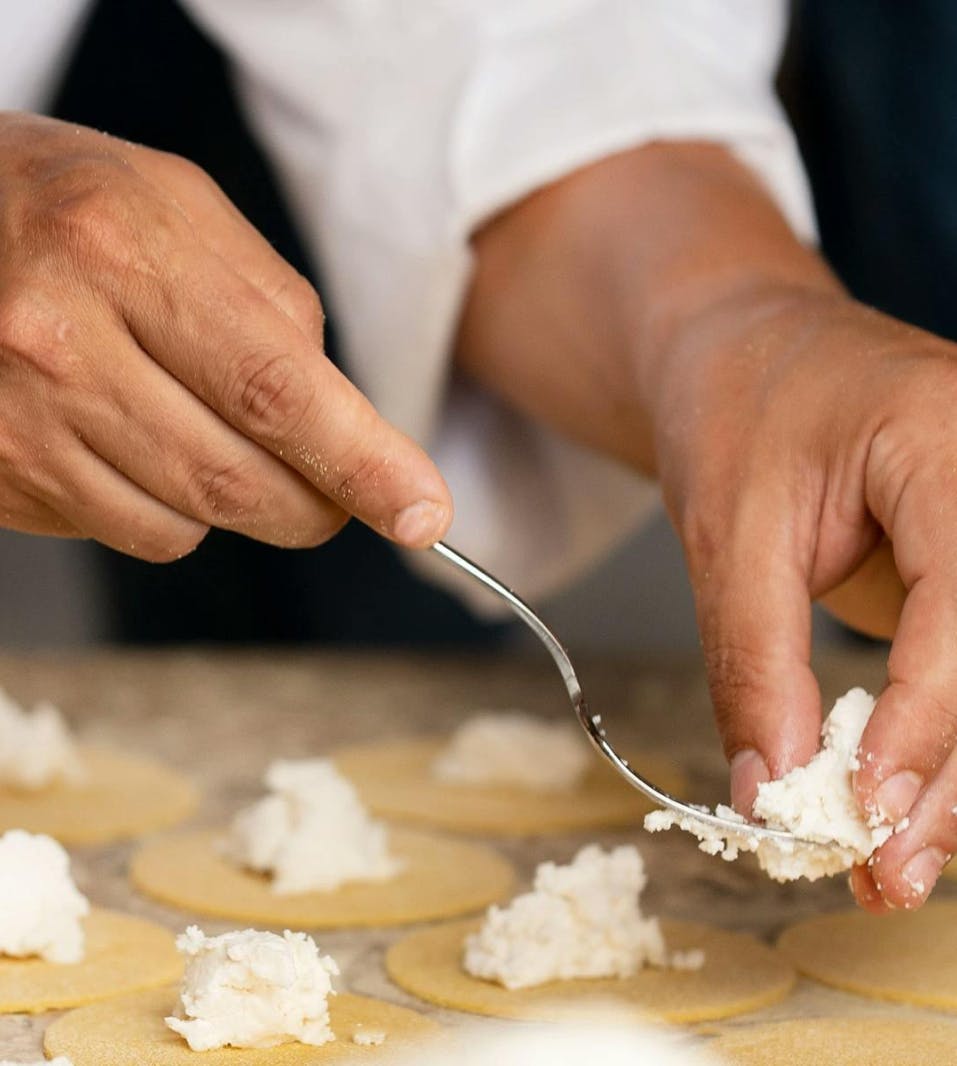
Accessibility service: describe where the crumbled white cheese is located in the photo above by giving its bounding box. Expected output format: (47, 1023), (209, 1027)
(644, 688), (891, 882)
(352, 1029), (387, 1046)
(0, 688), (83, 791)
(223, 758), (402, 894)
(166, 926), (339, 1051)
(0, 829), (89, 964)
(432, 711), (590, 791)
(644, 804), (758, 863)
(464, 845), (671, 989)
(669, 949), (706, 971)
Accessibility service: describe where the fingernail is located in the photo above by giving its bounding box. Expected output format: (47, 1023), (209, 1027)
(901, 846), (948, 905)
(874, 770), (923, 824)
(393, 500), (448, 548)
(730, 748), (770, 817)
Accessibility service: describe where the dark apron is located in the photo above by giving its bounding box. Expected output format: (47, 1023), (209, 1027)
(782, 0), (957, 342)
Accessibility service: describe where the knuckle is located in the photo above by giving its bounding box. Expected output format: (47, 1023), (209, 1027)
(328, 448), (390, 508)
(885, 685), (957, 769)
(29, 162), (178, 276)
(184, 458), (263, 524)
(40, 178), (130, 257)
(276, 274), (325, 337)
(229, 349), (313, 441)
(0, 286), (81, 385)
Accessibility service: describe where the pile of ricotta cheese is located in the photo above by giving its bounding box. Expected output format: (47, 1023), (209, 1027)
(224, 758), (402, 894)
(0, 829), (89, 964)
(0, 688), (83, 791)
(644, 688), (891, 881)
(166, 926), (339, 1051)
(432, 711), (590, 791)
(464, 844), (698, 989)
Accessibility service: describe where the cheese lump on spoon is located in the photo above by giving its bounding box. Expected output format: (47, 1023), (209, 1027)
(224, 758), (402, 894)
(0, 687), (83, 790)
(166, 926), (339, 1051)
(464, 844), (689, 989)
(0, 829), (90, 963)
(432, 711), (590, 791)
(644, 688), (891, 881)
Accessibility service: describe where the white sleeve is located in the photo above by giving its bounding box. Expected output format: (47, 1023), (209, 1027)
(183, 0), (816, 610)
(0, 1), (94, 112)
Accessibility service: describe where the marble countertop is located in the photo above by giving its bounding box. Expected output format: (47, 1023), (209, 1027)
(0, 645), (947, 1058)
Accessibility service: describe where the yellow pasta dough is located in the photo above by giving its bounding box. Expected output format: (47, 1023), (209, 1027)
(0, 909), (180, 1014)
(45, 987), (439, 1064)
(131, 827), (514, 927)
(712, 1017), (957, 1065)
(778, 902), (957, 1009)
(0, 747), (198, 845)
(385, 917), (794, 1024)
(332, 737), (685, 836)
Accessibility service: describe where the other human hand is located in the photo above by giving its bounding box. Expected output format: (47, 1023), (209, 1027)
(654, 286), (957, 910)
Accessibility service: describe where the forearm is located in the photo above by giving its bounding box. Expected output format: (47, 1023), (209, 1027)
(456, 141), (839, 476)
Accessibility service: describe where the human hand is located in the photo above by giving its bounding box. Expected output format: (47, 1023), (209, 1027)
(0, 113), (451, 560)
(653, 285), (957, 910)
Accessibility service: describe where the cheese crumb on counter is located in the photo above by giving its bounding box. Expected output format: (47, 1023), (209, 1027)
(432, 711), (589, 791)
(0, 829), (89, 964)
(352, 1028), (387, 1046)
(0, 688), (84, 791)
(669, 949), (706, 971)
(644, 688), (892, 882)
(223, 758), (402, 894)
(464, 844), (671, 989)
(165, 926), (339, 1051)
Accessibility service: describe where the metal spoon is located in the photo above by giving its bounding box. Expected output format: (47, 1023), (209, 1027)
(432, 540), (815, 847)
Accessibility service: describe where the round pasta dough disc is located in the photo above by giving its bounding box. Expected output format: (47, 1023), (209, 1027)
(385, 917), (794, 1024)
(131, 827), (514, 927)
(778, 902), (957, 1009)
(332, 738), (686, 836)
(0, 746), (198, 845)
(0, 909), (181, 1014)
(45, 987), (440, 1064)
(712, 1017), (957, 1065)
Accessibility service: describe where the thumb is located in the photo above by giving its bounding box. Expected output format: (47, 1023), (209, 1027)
(686, 506), (823, 815)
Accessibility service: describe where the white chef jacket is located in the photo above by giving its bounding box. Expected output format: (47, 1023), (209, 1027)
(2, 1), (815, 611)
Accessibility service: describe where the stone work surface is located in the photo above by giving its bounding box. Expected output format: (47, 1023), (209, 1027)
(0, 647), (945, 1056)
